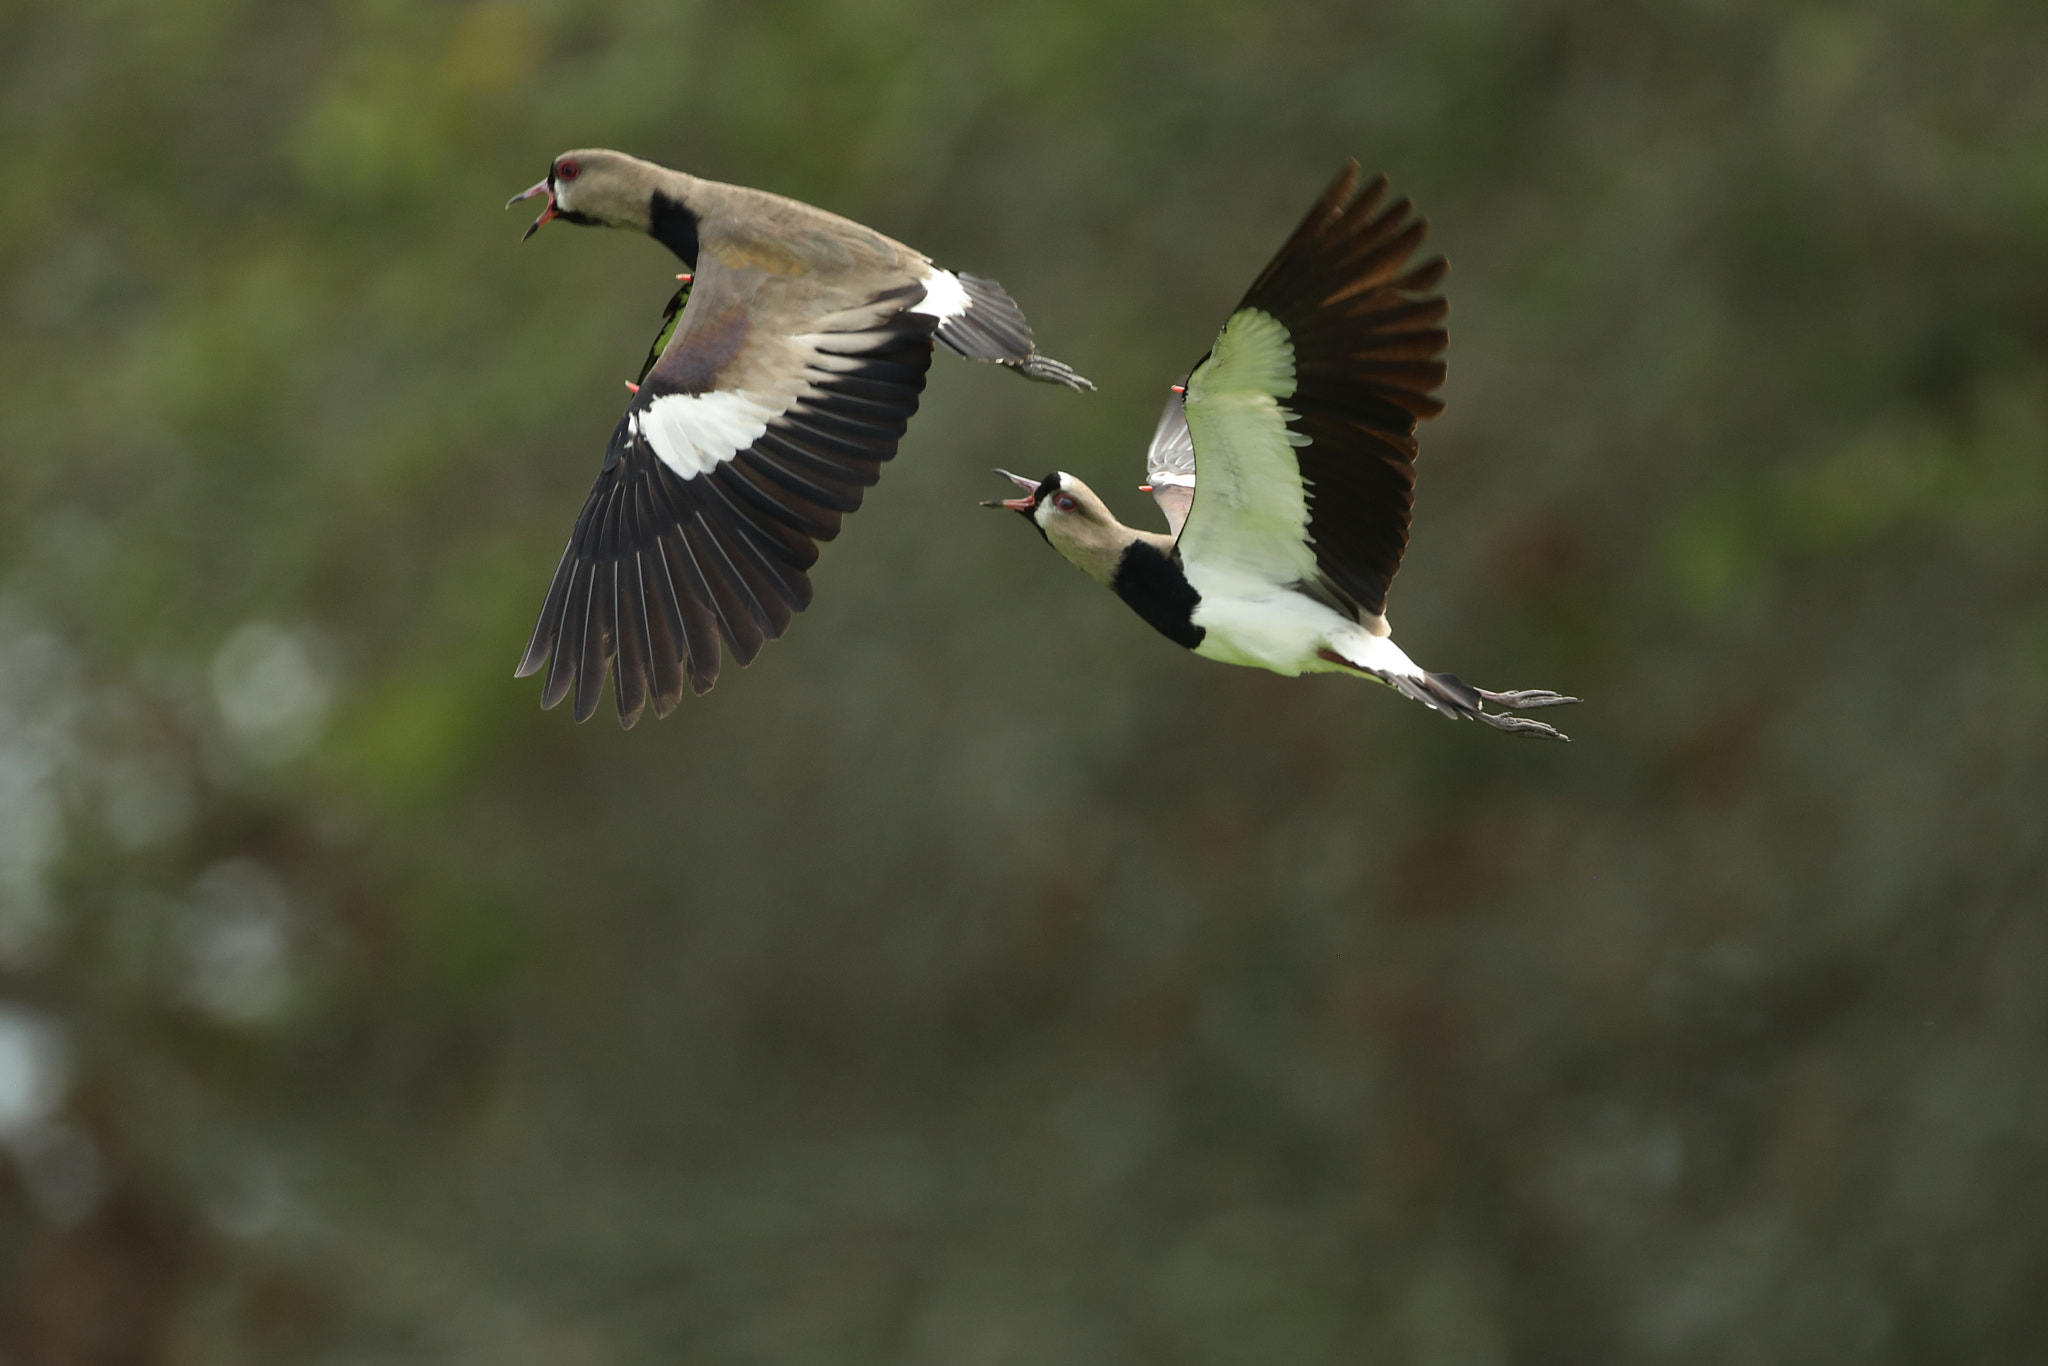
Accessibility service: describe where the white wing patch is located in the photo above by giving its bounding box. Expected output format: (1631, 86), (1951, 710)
(1175, 307), (1318, 585)
(633, 290), (925, 482)
(908, 267), (970, 322)
(633, 390), (780, 479)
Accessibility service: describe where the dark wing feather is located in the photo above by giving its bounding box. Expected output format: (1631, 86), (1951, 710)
(1234, 162), (1449, 617)
(517, 286), (936, 725)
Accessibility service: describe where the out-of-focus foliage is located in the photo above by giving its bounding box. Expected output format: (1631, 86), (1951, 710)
(3, 0), (2047, 1360)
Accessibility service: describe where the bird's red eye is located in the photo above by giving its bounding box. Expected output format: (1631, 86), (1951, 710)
(1054, 494), (1077, 512)
(555, 159), (580, 182)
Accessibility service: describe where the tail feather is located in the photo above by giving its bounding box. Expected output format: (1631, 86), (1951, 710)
(1419, 670), (1482, 714)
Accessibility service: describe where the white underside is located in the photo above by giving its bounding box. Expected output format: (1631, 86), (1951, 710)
(1186, 564), (1422, 682)
(1166, 307), (1435, 688)
(907, 267), (970, 322)
(634, 390), (780, 479)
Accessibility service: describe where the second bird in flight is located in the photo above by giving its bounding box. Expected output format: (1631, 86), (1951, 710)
(987, 164), (1576, 739)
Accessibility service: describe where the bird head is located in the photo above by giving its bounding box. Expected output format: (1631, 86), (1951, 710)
(508, 149), (654, 238)
(982, 470), (1129, 584)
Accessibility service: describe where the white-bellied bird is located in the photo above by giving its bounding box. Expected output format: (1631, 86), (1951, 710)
(509, 149), (1092, 725)
(987, 163), (1577, 740)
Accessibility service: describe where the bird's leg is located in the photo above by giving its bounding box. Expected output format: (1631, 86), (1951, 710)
(1318, 651), (1574, 739)
(1475, 688), (1579, 710)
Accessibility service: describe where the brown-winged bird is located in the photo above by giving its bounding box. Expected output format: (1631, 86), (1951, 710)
(509, 149), (1091, 725)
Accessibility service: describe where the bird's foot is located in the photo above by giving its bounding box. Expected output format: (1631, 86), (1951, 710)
(1013, 354), (1096, 391)
(1475, 709), (1571, 742)
(1477, 688), (1579, 710)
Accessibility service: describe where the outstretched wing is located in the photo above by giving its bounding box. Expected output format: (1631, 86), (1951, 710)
(1143, 388), (1197, 537)
(517, 269), (937, 725)
(1175, 163), (1448, 619)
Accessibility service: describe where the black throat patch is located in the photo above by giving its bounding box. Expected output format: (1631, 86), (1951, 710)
(649, 190), (701, 265)
(1110, 541), (1204, 650)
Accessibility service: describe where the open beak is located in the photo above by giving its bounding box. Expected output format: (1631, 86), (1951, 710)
(508, 178), (558, 240)
(980, 469), (1044, 512)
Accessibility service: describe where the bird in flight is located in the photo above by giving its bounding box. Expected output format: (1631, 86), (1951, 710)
(509, 149), (1092, 725)
(987, 163), (1577, 739)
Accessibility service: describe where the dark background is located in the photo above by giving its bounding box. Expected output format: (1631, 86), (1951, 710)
(3, 0), (2046, 1361)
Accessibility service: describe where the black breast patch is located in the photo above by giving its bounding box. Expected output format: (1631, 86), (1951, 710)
(649, 191), (702, 265)
(1110, 541), (1204, 650)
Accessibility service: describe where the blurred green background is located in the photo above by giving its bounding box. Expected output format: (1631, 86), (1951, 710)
(4, 0), (2048, 1360)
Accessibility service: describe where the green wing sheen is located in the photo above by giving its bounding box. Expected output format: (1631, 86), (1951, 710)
(636, 280), (692, 385)
(1176, 307), (1320, 585)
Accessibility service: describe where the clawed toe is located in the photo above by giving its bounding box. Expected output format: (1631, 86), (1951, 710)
(1015, 354), (1096, 390)
(1476, 709), (1572, 741)
(1477, 688), (1580, 710)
